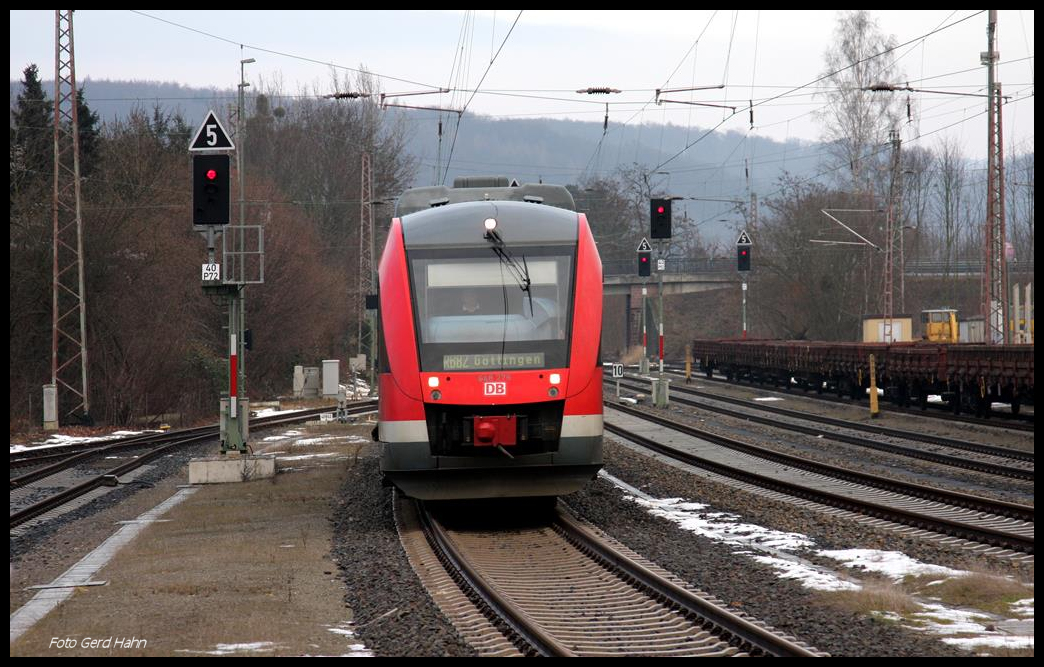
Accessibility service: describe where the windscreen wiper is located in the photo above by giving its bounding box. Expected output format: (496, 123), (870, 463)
(486, 228), (533, 316)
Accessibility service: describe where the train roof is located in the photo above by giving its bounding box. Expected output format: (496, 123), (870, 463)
(396, 177), (576, 218)
(400, 200), (578, 248)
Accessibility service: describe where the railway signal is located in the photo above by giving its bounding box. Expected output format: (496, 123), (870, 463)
(736, 230), (753, 338)
(193, 154), (230, 225)
(638, 251), (652, 276)
(736, 230), (752, 272)
(737, 246), (751, 272)
(637, 237), (652, 277)
(650, 198), (672, 239)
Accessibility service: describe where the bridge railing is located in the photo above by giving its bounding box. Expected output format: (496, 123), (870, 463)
(602, 258), (1034, 277)
(602, 257), (737, 276)
(904, 260), (1034, 275)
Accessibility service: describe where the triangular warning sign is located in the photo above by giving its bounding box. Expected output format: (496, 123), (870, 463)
(736, 230), (753, 245)
(637, 237), (652, 252)
(189, 110), (235, 151)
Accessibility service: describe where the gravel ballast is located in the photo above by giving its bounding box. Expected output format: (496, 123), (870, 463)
(565, 438), (978, 657)
(330, 445), (476, 657)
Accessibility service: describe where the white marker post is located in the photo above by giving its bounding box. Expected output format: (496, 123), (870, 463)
(229, 333), (237, 419)
(612, 363), (624, 399)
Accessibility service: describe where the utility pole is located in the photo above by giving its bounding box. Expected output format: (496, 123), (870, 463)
(358, 151), (376, 393)
(983, 10), (1008, 344)
(234, 56), (254, 428)
(49, 9), (90, 428)
(883, 129), (903, 342)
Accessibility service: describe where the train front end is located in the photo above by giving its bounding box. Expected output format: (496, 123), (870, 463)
(377, 187), (603, 500)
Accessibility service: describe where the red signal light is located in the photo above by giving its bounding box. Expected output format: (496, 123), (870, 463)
(657, 205), (665, 214)
(206, 169), (218, 180)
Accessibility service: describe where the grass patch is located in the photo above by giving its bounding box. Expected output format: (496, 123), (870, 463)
(818, 580), (922, 616)
(279, 398), (339, 410)
(301, 420), (373, 435)
(903, 573), (1034, 616)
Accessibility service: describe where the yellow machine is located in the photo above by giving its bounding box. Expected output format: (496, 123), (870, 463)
(922, 309), (959, 343)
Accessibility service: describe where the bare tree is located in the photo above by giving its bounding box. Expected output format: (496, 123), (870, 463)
(757, 176), (866, 340)
(1006, 151), (1034, 267)
(572, 176), (639, 262)
(932, 137), (966, 305)
(816, 11), (905, 193)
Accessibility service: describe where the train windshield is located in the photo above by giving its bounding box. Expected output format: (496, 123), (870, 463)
(409, 247), (575, 372)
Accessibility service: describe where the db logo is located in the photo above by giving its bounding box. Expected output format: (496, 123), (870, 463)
(483, 382), (507, 396)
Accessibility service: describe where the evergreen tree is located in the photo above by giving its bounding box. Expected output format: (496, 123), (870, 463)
(11, 64), (53, 197)
(76, 85), (101, 178)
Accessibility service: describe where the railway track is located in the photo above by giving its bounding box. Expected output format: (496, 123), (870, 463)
(10, 402), (377, 531)
(612, 377), (1033, 481)
(399, 495), (823, 657)
(603, 403), (1033, 559)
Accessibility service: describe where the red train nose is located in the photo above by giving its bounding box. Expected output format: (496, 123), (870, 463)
(475, 420), (497, 444)
(472, 416), (517, 447)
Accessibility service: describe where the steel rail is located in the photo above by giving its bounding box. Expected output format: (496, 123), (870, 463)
(614, 379), (1032, 481)
(604, 405), (1033, 553)
(552, 511), (820, 657)
(416, 501), (574, 657)
(10, 403), (376, 530)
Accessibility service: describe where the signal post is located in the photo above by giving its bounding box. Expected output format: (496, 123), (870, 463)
(649, 198), (672, 408)
(637, 238), (652, 375)
(188, 110), (268, 480)
(737, 230), (752, 338)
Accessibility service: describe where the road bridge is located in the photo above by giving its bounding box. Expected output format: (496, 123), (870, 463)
(601, 258), (740, 296)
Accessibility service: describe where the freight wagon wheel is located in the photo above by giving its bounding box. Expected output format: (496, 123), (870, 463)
(897, 382), (911, 408)
(848, 379), (862, 401)
(976, 393), (992, 419)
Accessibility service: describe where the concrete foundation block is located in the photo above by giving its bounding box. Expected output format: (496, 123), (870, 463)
(189, 455), (276, 484)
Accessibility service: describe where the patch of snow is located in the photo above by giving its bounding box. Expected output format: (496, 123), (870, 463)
(817, 549), (965, 581)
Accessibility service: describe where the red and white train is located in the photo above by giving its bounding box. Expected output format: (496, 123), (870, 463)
(376, 177), (603, 499)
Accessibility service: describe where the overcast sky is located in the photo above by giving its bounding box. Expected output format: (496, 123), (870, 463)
(10, 10), (1035, 164)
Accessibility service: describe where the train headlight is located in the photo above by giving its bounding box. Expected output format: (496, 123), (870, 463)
(484, 218), (497, 231)
(548, 387), (559, 397)
(549, 373), (561, 385)
(428, 376), (440, 388)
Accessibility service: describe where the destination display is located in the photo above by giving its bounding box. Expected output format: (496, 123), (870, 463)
(443, 352), (546, 370)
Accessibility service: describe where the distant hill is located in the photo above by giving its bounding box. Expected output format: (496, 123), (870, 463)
(11, 78), (823, 245)
(10, 77), (235, 126)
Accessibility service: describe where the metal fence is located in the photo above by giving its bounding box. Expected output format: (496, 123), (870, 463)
(601, 258), (1033, 277)
(602, 257), (737, 276)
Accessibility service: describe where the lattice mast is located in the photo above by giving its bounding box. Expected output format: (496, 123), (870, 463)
(51, 9), (90, 422)
(983, 10), (1008, 344)
(883, 130), (903, 341)
(357, 152), (375, 364)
